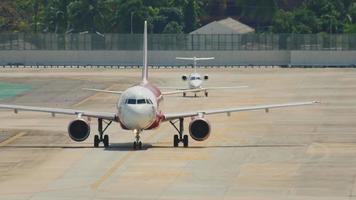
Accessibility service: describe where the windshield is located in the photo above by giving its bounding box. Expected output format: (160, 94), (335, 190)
(190, 77), (201, 80)
(126, 98), (153, 105)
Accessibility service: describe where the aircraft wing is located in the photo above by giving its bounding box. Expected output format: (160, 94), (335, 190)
(163, 101), (319, 121)
(83, 88), (124, 95)
(159, 87), (186, 90)
(202, 86), (248, 90)
(162, 88), (209, 95)
(0, 104), (118, 121)
(161, 86), (248, 95)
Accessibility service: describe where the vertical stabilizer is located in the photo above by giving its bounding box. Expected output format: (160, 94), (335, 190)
(142, 21), (148, 83)
(175, 57), (215, 73)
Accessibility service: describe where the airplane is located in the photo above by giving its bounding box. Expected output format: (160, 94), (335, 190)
(161, 57), (248, 97)
(0, 21), (319, 150)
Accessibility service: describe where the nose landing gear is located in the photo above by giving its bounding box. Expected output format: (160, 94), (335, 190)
(94, 118), (112, 148)
(170, 118), (189, 147)
(133, 129), (143, 150)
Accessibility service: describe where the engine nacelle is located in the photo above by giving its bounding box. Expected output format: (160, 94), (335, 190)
(68, 119), (90, 142)
(204, 75), (209, 80)
(189, 118), (211, 141)
(182, 75), (187, 81)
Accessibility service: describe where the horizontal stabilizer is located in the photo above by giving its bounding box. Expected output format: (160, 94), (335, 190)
(203, 86), (249, 90)
(176, 57), (215, 61)
(83, 88), (124, 95)
(160, 86), (248, 95)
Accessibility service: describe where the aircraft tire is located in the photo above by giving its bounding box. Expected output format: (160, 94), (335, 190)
(183, 135), (189, 147)
(174, 135), (179, 147)
(138, 141), (142, 149)
(103, 135), (109, 148)
(94, 135), (100, 148)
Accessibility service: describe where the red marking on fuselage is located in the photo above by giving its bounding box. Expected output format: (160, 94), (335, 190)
(146, 111), (164, 130)
(142, 82), (164, 129)
(141, 82), (162, 102)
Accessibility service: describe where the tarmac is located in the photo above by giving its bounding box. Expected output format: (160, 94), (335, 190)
(0, 68), (355, 200)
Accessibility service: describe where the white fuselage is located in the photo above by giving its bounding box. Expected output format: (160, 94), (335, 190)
(188, 73), (203, 89)
(117, 85), (159, 130)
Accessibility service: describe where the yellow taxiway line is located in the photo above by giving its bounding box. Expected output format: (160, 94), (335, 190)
(91, 152), (133, 190)
(0, 132), (26, 147)
(74, 84), (116, 107)
(91, 132), (159, 190)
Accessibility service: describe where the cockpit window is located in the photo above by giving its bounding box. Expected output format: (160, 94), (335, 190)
(190, 77), (201, 80)
(126, 98), (153, 105)
(137, 99), (146, 104)
(127, 99), (136, 104)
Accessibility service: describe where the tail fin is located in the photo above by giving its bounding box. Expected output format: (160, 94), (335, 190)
(176, 57), (215, 73)
(142, 21), (148, 83)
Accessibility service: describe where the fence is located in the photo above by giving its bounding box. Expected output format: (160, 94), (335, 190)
(1, 33), (356, 51)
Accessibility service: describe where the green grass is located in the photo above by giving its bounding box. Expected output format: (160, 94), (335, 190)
(0, 82), (32, 100)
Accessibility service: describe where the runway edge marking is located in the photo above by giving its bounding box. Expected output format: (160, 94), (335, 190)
(0, 132), (26, 146)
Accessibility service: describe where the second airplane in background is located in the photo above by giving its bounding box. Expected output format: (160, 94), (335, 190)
(162, 57), (248, 97)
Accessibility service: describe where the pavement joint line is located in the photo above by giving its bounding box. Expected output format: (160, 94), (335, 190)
(74, 84), (116, 107)
(0, 132), (26, 146)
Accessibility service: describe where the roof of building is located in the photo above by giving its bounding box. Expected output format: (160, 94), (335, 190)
(190, 17), (255, 34)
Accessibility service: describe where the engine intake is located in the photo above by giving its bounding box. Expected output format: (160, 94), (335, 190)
(182, 75), (187, 81)
(204, 75), (209, 80)
(68, 119), (90, 142)
(189, 118), (211, 141)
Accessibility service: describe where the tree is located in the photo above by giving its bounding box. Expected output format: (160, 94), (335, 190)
(271, 10), (294, 33)
(42, 0), (69, 33)
(150, 7), (184, 33)
(183, 0), (200, 33)
(159, 7), (183, 24)
(14, 0), (48, 32)
(205, 0), (228, 17)
(236, 0), (277, 28)
(113, 0), (148, 33)
(163, 21), (183, 33)
(67, 0), (109, 33)
(305, 0), (345, 33)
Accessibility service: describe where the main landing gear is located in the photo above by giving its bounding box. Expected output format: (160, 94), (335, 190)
(94, 118), (112, 148)
(133, 129), (143, 150)
(170, 118), (188, 147)
(205, 91), (208, 97)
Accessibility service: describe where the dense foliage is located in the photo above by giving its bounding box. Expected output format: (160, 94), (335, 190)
(0, 0), (356, 33)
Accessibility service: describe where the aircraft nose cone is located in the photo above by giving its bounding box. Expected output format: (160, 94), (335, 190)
(190, 80), (201, 88)
(120, 105), (155, 130)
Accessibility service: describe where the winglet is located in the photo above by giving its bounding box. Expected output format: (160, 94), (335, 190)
(142, 21), (148, 83)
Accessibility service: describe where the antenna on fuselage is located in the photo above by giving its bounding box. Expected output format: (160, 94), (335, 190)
(176, 57), (215, 73)
(142, 21), (148, 83)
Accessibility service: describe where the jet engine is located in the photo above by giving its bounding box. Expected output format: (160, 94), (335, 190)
(189, 118), (211, 141)
(182, 75), (187, 81)
(204, 75), (209, 80)
(68, 119), (90, 142)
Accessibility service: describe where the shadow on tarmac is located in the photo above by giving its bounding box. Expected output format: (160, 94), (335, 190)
(0, 143), (306, 151)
